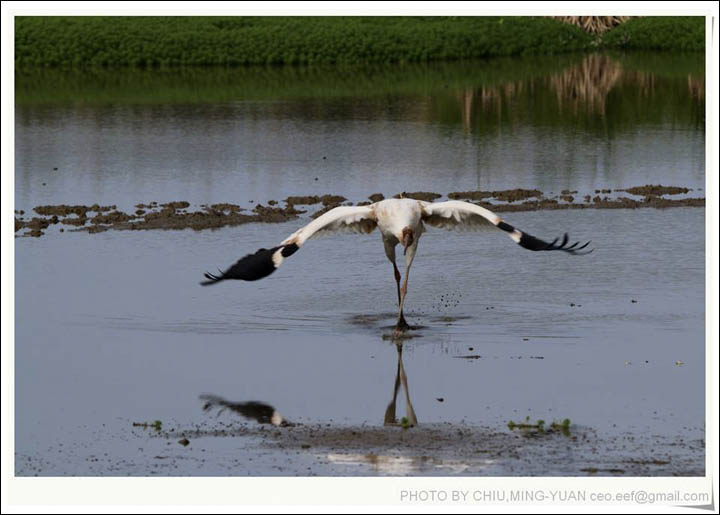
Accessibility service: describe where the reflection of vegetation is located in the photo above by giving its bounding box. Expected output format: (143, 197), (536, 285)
(549, 54), (622, 114)
(16, 53), (704, 136)
(428, 53), (705, 134)
(14, 55), (579, 106)
(609, 51), (704, 79)
(15, 16), (593, 67)
(601, 16), (704, 52)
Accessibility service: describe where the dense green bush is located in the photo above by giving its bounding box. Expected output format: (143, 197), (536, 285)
(15, 16), (593, 67)
(601, 16), (705, 52)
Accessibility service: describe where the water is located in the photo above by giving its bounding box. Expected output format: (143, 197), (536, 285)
(14, 52), (706, 476)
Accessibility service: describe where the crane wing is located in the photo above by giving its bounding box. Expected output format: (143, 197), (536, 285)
(420, 200), (592, 254)
(201, 206), (377, 284)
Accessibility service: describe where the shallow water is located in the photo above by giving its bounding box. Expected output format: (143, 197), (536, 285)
(14, 52), (706, 476)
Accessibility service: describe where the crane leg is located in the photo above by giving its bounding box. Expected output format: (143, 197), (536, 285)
(383, 342), (402, 425)
(398, 344), (418, 427)
(395, 271), (410, 331)
(393, 263), (402, 307)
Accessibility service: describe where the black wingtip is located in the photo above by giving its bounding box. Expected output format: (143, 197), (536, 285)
(199, 245), (287, 286)
(520, 231), (594, 255)
(200, 271), (224, 286)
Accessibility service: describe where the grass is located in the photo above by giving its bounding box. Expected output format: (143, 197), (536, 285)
(14, 17), (704, 70)
(601, 16), (704, 52)
(15, 16), (594, 67)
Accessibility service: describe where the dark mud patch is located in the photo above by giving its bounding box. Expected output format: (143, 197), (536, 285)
(15, 216), (55, 237)
(75, 203), (301, 233)
(90, 211), (134, 225)
(449, 189), (542, 203)
(448, 190), (493, 201)
(161, 201), (190, 210)
(479, 196), (704, 212)
(201, 203), (245, 214)
(321, 194), (347, 206)
(34, 204), (115, 217)
(61, 216), (88, 226)
(17, 185), (704, 238)
(285, 195), (321, 206)
(619, 185), (690, 197)
(393, 191), (442, 202)
(491, 189), (543, 202)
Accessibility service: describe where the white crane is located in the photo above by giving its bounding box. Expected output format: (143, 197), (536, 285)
(202, 198), (591, 331)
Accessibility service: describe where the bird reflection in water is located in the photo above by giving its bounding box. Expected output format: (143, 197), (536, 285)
(200, 341), (418, 428)
(199, 394), (291, 426)
(383, 342), (418, 427)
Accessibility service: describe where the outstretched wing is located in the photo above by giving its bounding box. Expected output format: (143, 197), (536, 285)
(201, 205), (377, 285)
(420, 200), (592, 255)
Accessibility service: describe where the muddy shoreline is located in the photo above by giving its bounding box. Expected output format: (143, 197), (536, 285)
(15, 418), (705, 476)
(15, 184), (705, 238)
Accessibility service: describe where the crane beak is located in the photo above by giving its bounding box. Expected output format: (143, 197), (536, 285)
(402, 231), (413, 255)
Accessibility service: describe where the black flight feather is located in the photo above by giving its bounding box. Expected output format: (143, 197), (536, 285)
(201, 246), (283, 285)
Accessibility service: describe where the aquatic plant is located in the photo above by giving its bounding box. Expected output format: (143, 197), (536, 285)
(132, 420), (163, 431)
(507, 416), (571, 436)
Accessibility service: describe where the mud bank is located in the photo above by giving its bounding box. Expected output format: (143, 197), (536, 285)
(15, 202), (303, 237)
(15, 185), (704, 238)
(15, 419), (705, 476)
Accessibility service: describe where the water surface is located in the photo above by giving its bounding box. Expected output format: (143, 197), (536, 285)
(15, 52), (705, 475)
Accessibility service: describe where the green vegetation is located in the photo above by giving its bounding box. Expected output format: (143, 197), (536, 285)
(132, 420), (162, 431)
(15, 16), (594, 67)
(601, 16), (704, 52)
(508, 416), (572, 436)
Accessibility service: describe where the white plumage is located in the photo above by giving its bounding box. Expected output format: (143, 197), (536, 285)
(202, 198), (591, 331)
